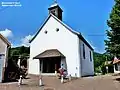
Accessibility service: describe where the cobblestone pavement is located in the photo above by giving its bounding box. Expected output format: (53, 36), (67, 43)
(0, 74), (120, 90)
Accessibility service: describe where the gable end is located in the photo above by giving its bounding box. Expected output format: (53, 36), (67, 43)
(30, 13), (93, 51)
(29, 15), (51, 43)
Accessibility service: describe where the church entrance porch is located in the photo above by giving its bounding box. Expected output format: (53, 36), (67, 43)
(33, 49), (66, 75)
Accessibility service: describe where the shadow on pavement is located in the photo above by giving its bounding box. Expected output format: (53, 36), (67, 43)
(114, 78), (120, 82)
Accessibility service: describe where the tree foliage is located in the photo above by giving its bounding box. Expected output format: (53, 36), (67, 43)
(105, 0), (120, 57)
(93, 52), (106, 68)
(4, 46), (30, 82)
(8, 46), (30, 68)
(9, 46), (30, 59)
(93, 52), (112, 73)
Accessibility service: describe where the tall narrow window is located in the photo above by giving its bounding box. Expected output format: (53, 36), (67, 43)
(90, 51), (92, 61)
(83, 44), (85, 59)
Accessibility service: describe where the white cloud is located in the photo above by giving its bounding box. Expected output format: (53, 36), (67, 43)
(21, 35), (34, 47)
(0, 29), (34, 47)
(0, 28), (13, 38)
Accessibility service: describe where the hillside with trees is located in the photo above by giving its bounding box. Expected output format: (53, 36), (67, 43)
(93, 52), (106, 73)
(9, 46), (30, 59)
(93, 52), (113, 73)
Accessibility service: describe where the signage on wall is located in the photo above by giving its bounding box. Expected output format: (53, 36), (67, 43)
(0, 54), (5, 59)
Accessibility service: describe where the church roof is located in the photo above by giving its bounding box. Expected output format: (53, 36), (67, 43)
(30, 13), (94, 50)
(0, 33), (11, 46)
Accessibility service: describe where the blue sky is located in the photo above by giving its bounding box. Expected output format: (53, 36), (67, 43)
(0, 0), (114, 53)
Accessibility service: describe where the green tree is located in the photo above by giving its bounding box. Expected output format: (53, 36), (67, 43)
(93, 52), (112, 73)
(105, 0), (120, 57)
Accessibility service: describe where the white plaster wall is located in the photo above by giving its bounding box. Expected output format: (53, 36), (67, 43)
(61, 58), (67, 70)
(0, 38), (7, 82)
(29, 16), (81, 77)
(0, 55), (4, 82)
(0, 38), (7, 67)
(80, 40), (94, 76)
(114, 64), (120, 73)
(29, 59), (40, 75)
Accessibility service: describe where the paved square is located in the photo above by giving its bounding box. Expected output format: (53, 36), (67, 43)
(0, 75), (120, 90)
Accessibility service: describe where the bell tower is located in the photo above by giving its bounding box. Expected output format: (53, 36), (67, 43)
(48, 1), (63, 20)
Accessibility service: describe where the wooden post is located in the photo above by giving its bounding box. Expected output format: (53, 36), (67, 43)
(18, 75), (23, 86)
(39, 75), (43, 86)
(55, 64), (57, 76)
(39, 60), (43, 86)
(69, 74), (72, 81)
(61, 75), (64, 83)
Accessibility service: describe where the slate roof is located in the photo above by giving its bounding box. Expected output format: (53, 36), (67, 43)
(33, 49), (65, 59)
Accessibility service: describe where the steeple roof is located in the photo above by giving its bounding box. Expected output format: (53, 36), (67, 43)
(48, 1), (62, 11)
(50, 2), (58, 8)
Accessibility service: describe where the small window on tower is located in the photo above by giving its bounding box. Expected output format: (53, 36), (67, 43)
(56, 28), (59, 32)
(44, 30), (48, 34)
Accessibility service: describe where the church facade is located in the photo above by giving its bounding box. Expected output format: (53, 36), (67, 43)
(28, 2), (94, 77)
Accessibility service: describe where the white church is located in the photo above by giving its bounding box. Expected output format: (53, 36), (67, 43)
(28, 2), (94, 77)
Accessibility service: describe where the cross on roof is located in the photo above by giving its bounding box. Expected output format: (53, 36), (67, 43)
(54, 0), (57, 3)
